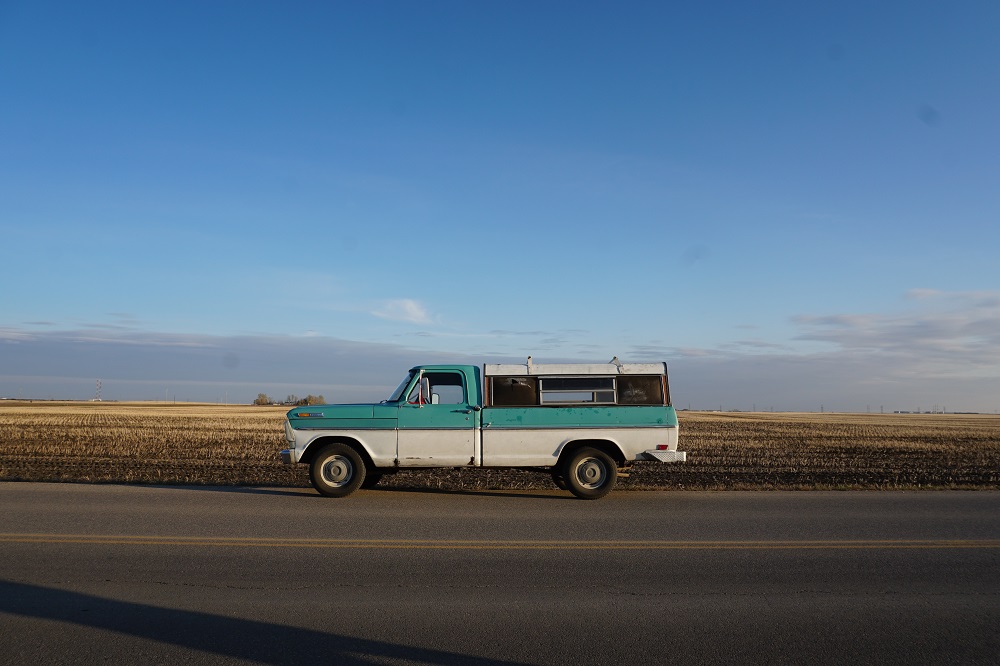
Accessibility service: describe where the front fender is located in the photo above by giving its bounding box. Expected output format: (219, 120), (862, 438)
(295, 429), (397, 468)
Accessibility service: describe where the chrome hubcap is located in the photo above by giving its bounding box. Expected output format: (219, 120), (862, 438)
(575, 457), (607, 489)
(321, 455), (353, 487)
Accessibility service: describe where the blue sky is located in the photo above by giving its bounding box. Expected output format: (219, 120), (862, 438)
(2, 1), (999, 411)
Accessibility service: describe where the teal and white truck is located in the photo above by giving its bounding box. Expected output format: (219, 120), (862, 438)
(280, 359), (684, 499)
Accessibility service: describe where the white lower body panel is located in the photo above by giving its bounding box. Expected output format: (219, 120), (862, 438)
(482, 426), (680, 467)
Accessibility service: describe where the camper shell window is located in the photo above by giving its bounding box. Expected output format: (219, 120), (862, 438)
(490, 377), (538, 406)
(617, 375), (664, 405)
(489, 375), (666, 407)
(540, 377), (615, 404)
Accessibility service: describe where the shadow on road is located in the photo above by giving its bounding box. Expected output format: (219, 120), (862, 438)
(150, 484), (574, 501)
(0, 579), (530, 665)
(149, 485), (313, 498)
(372, 486), (575, 500)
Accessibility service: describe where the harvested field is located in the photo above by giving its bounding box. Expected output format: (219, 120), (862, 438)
(1, 401), (998, 490)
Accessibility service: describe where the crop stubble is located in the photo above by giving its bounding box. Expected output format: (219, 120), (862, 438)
(0, 402), (997, 490)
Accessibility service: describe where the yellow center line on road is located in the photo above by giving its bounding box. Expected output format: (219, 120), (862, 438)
(1, 534), (999, 550)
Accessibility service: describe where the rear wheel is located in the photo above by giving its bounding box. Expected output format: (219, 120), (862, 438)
(562, 447), (617, 499)
(310, 443), (366, 497)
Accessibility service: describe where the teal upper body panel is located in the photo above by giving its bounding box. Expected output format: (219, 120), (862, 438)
(287, 403), (397, 430)
(484, 405), (678, 428)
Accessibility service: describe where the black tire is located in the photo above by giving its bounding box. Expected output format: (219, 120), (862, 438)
(310, 443), (366, 497)
(361, 472), (384, 489)
(562, 447), (617, 499)
(551, 472), (568, 490)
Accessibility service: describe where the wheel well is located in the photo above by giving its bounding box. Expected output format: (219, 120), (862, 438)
(301, 436), (375, 470)
(558, 439), (626, 468)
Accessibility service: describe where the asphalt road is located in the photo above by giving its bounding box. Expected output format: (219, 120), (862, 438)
(1, 483), (998, 665)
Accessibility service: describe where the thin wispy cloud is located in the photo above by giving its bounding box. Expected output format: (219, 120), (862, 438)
(724, 340), (792, 352)
(0, 328), (34, 343)
(372, 299), (432, 325)
(906, 288), (943, 300)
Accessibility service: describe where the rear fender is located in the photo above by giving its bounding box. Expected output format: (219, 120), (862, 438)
(556, 439), (626, 468)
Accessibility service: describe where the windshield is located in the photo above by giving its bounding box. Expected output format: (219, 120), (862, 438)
(387, 371), (417, 402)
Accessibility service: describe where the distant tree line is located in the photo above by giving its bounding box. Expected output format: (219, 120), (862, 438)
(252, 393), (325, 406)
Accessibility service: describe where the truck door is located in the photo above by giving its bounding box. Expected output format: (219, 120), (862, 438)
(397, 370), (477, 466)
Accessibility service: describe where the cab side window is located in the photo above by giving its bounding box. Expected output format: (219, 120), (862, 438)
(407, 372), (466, 405)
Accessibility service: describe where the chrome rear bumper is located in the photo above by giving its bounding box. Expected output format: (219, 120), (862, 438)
(643, 449), (687, 463)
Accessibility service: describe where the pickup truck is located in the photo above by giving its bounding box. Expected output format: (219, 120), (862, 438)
(280, 359), (685, 499)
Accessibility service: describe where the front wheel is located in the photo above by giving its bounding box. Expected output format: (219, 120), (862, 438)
(562, 447), (617, 499)
(310, 443), (366, 497)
